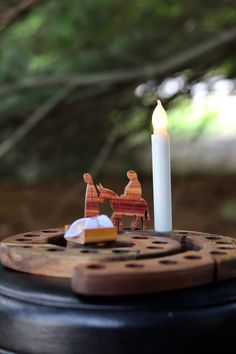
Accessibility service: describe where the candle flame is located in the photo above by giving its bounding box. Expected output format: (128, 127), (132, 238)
(152, 100), (168, 135)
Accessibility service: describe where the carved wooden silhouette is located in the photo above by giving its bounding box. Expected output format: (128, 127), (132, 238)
(83, 173), (100, 217)
(120, 170), (142, 200)
(97, 184), (150, 231)
(84, 170), (150, 231)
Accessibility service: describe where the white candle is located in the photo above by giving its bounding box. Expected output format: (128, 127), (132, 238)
(151, 100), (172, 232)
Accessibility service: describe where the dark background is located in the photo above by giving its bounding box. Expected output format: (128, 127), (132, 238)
(0, 0), (236, 238)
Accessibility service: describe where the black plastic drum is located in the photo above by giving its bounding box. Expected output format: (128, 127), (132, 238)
(0, 264), (236, 354)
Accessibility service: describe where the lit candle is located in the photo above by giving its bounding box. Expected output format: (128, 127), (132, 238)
(151, 100), (172, 232)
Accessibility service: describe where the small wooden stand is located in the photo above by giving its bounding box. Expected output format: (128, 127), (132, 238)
(68, 227), (117, 245)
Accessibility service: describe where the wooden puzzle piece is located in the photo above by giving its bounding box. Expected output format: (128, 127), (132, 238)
(71, 231), (236, 295)
(83, 173), (100, 217)
(120, 170), (142, 200)
(97, 184), (150, 231)
(0, 229), (180, 278)
(3, 229), (236, 296)
(71, 250), (214, 296)
(84, 170), (150, 231)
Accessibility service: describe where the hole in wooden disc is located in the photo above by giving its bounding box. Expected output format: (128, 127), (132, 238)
(132, 236), (148, 240)
(88, 241), (134, 249)
(159, 259), (177, 265)
(126, 263), (144, 268)
(23, 234), (40, 237)
(218, 246), (235, 250)
(178, 232), (188, 235)
(48, 236), (67, 247)
(216, 241), (232, 245)
(184, 255), (202, 260)
(152, 241), (168, 244)
(206, 236), (221, 240)
(112, 249), (130, 254)
(16, 238), (31, 241)
(211, 251), (227, 255)
(42, 230), (58, 233)
(80, 249), (98, 254)
(22, 246), (32, 248)
(86, 264), (105, 270)
(47, 248), (64, 252)
(147, 246), (164, 250)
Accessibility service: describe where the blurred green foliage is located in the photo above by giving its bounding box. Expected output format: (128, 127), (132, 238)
(0, 0), (236, 180)
(167, 98), (218, 140)
(221, 201), (236, 222)
(1, 0), (236, 79)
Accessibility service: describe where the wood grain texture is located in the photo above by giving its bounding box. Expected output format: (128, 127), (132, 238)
(83, 173), (100, 217)
(72, 230), (236, 295)
(0, 229), (180, 277)
(72, 250), (214, 295)
(84, 170), (150, 231)
(68, 227), (117, 245)
(2, 229), (236, 295)
(186, 233), (236, 281)
(120, 170), (142, 200)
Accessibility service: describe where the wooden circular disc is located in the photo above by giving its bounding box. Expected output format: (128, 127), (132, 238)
(0, 228), (180, 278)
(71, 230), (236, 295)
(2, 229), (236, 295)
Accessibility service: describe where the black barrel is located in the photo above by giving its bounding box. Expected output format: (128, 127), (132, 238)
(0, 263), (236, 354)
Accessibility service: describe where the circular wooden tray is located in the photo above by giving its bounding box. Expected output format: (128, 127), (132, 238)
(1, 228), (236, 295)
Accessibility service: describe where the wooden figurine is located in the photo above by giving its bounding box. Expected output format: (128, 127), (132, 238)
(97, 170), (150, 231)
(84, 170), (150, 231)
(120, 170), (142, 200)
(83, 173), (100, 217)
(97, 184), (150, 231)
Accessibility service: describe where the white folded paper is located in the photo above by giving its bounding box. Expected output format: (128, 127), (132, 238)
(64, 214), (113, 240)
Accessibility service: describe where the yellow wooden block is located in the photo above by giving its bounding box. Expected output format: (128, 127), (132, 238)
(69, 227), (117, 245)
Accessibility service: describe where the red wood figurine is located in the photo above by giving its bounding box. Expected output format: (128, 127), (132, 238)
(84, 170), (150, 231)
(83, 173), (100, 217)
